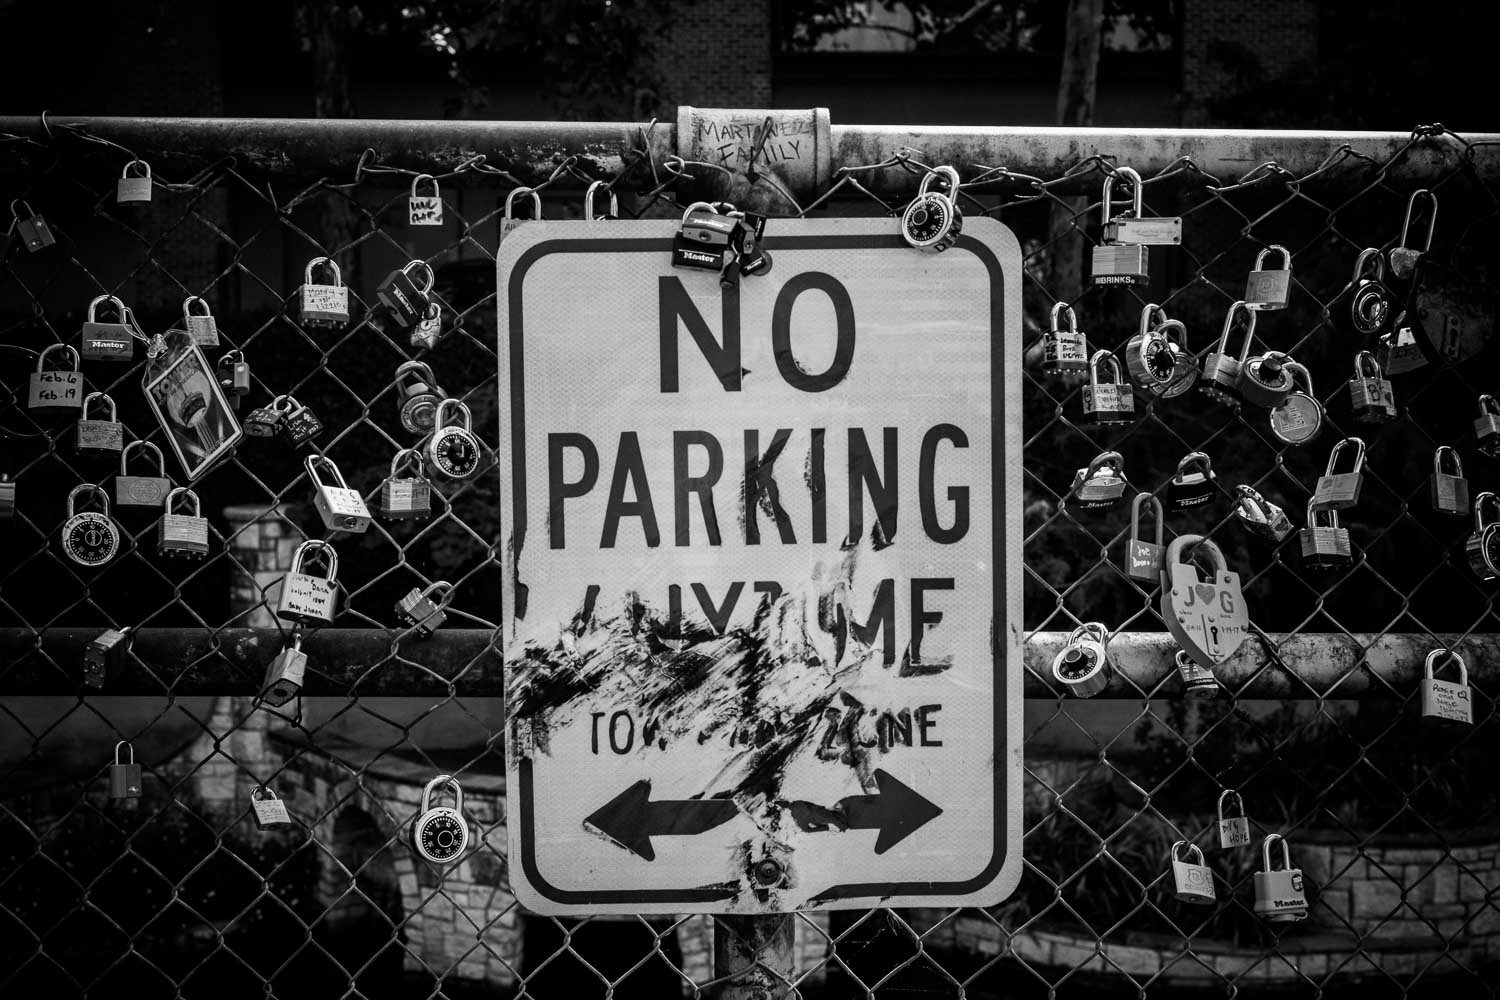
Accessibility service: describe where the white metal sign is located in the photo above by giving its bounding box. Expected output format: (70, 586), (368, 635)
(498, 216), (1022, 914)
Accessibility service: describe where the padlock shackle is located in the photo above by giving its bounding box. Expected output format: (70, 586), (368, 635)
(304, 454), (350, 490)
(1164, 534), (1227, 579)
(87, 294), (127, 324)
(436, 397), (472, 431)
(1261, 833), (1292, 872)
(1424, 647), (1468, 686)
(290, 539), (339, 581)
(1352, 350), (1383, 379)
(1478, 394), (1500, 418)
(37, 343), (81, 373)
(217, 348), (245, 366)
(1130, 492), (1164, 546)
(1306, 504), (1340, 529)
(1050, 301), (1078, 334)
(1137, 303), (1168, 338)
(1398, 188), (1438, 253)
(182, 295), (212, 319)
(1475, 491), (1500, 530)
(11, 198), (36, 219)
(401, 259), (436, 292)
(305, 256), (342, 287)
(67, 483), (111, 517)
(1217, 789), (1245, 823)
(1434, 445), (1463, 479)
(395, 359), (437, 390)
(120, 439), (166, 476)
(1233, 485), (1277, 525)
(1282, 360), (1314, 395)
(1084, 450), (1124, 480)
(1066, 621), (1110, 647)
(420, 580), (456, 606)
(1254, 244), (1291, 271)
(505, 186), (542, 221)
(1100, 166), (1144, 227)
(1175, 451), (1213, 478)
(121, 159), (151, 179)
(164, 486), (201, 517)
(918, 165), (960, 200)
(114, 740), (133, 764)
(1353, 247), (1385, 282)
(1170, 840), (1205, 865)
(1211, 300), (1254, 357)
(390, 447), (427, 479)
(251, 784), (280, 802)
(82, 391), (116, 421)
(680, 201), (719, 224)
(1324, 436), (1366, 477)
(584, 180), (619, 221)
(411, 173), (440, 199)
(421, 773), (463, 813)
(1088, 349), (1124, 385)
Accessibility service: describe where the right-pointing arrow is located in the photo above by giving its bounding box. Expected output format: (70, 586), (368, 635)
(786, 769), (943, 855)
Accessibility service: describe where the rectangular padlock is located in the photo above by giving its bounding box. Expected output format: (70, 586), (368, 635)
(1170, 844), (1217, 904)
(1430, 450), (1469, 517)
(298, 258), (350, 328)
(184, 310), (219, 349)
(409, 195), (443, 226)
(157, 487), (211, 558)
(1089, 243), (1149, 286)
(1106, 216), (1182, 246)
(84, 628), (130, 689)
(1080, 383), (1135, 424)
(1310, 473), (1361, 511)
(381, 476), (433, 520)
(674, 208), (735, 272)
(261, 637), (307, 707)
(110, 742), (142, 800)
(80, 295), (135, 361)
(1218, 816), (1251, 849)
(1422, 651), (1472, 725)
(376, 263), (433, 329)
(1125, 539), (1164, 583)
(117, 162), (153, 204)
(251, 788), (294, 829)
(1300, 525), (1352, 568)
(29, 346), (84, 414)
(16, 210), (56, 251)
(116, 442), (173, 510)
(1165, 471), (1217, 511)
(1474, 396), (1500, 456)
(75, 392), (124, 456)
(1253, 838), (1307, 923)
(395, 583), (451, 638)
(276, 541), (340, 625)
(307, 455), (372, 534)
(278, 399), (323, 447)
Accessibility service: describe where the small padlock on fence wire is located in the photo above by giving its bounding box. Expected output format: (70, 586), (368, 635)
(28, 344), (84, 416)
(381, 448), (434, 521)
(261, 633), (307, 708)
(1252, 834), (1308, 923)
(1040, 302), (1088, 376)
(1346, 248), (1393, 336)
(409, 174), (443, 226)
(110, 741), (142, 802)
(1050, 623), (1112, 698)
(251, 785), (295, 830)
(1244, 245), (1291, 310)
(75, 392), (124, 457)
(1310, 437), (1366, 512)
(116, 159), (153, 205)
(80, 295), (134, 362)
(276, 540), (340, 625)
(157, 487), (211, 558)
(1067, 451), (1127, 512)
(1232, 485), (1293, 544)
(1200, 301), (1254, 407)
(1169, 841), (1216, 904)
(1080, 351), (1136, 427)
(1420, 648), (1473, 726)
(1267, 361), (1323, 446)
(182, 295), (219, 348)
(1431, 446), (1470, 516)
(1217, 790), (1251, 849)
(1389, 188), (1437, 280)
(1122, 493), (1164, 584)
(307, 454), (371, 534)
(116, 440), (173, 511)
(60, 484), (120, 568)
(411, 774), (470, 864)
(395, 581), (454, 638)
(84, 627), (131, 690)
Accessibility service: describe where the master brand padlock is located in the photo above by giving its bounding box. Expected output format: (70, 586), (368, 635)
(1041, 301), (1089, 375)
(502, 186), (542, 243)
(1217, 790), (1251, 849)
(12, 199), (56, 251)
(1300, 506), (1352, 570)
(1377, 316), (1428, 375)
(1268, 361), (1323, 446)
(60, 485), (120, 568)
(1124, 303), (1179, 394)
(115, 440), (172, 510)
(1165, 452), (1218, 512)
(1238, 351), (1297, 408)
(276, 540), (340, 625)
(376, 260), (435, 329)
(28, 344), (84, 415)
(411, 774), (470, 864)
(411, 301), (443, 350)
(395, 360), (446, 435)
(408, 173), (443, 226)
(307, 454), (371, 534)
(1080, 351), (1136, 426)
(723, 210), (772, 285)
(217, 350), (251, 409)
(277, 395), (324, 447)
(297, 257), (350, 329)
(1244, 245), (1292, 310)
(1200, 301), (1255, 406)
(1466, 492), (1500, 581)
(395, 581), (454, 638)
(1174, 649), (1219, 699)
(1253, 834), (1308, 922)
(1431, 446), (1470, 516)
(1160, 535), (1250, 669)
(251, 785), (294, 829)
(1102, 166), (1181, 245)
(427, 398), (482, 480)
(1347, 248), (1393, 336)
(1090, 168), (1151, 285)
(116, 160), (153, 204)
(584, 179), (618, 221)
(1347, 351), (1397, 423)
(75, 392), (124, 457)
(182, 295), (219, 348)
(110, 741), (142, 801)
(1067, 451), (1127, 511)
(381, 448), (434, 520)
(1390, 188), (1437, 280)
(673, 200), (735, 272)
(157, 487), (210, 558)
(1050, 623), (1112, 698)
(1170, 841), (1217, 903)
(1473, 395), (1500, 457)
(1233, 485), (1294, 543)
(261, 633), (307, 707)
(1421, 648), (1473, 725)
(900, 165), (963, 253)
(80, 295), (134, 361)
(1123, 492), (1165, 584)
(84, 627), (130, 690)
(1311, 437), (1366, 512)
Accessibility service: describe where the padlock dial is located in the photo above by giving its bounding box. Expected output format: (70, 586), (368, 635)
(414, 809), (468, 863)
(901, 194), (960, 251)
(62, 513), (119, 566)
(429, 428), (480, 479)
(1055, 648), (1097, 681)
(1144, 341), (1176, 382)
(1350, 282), (1390, 334)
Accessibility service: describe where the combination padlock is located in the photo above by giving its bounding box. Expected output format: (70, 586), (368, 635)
(427, 398), (482, 480)
(276, 540), (341, 625)
(116, 160), (153, 204)
(84, 627), (131, 689)
(411, 774), (470, 864)
(297, 257), (350, 329)
(1346, 351), (1397, 423)
(1160, 536), (1250, 669)
(395, 360), (446, 435)
(1040, 302), (1089, 375)
(411, 302), (443, 350)
(381, 448), (434, 520)
(376, 260), (435, 329)
(1123, 303), (1179, 394)
(1157, 319), (1199, 398)
(80, 294), (135, 361)
(1067, 451), (1128, 511)
(1253, 834), (1308, 923)
(1311, 437), (1366, 512)
(60, 485), (120, 568)
(395, 581), (454, 638)
(182, 295), (219, 348)
(1080, 351), (1136, 426)
(1122, 492), (1165, 584)
(1300, 506), (1352, 570)
(900, 166), (963, 253)
(261, 633), (307, 707)
(1174, 649), (1219, 699)
(673, 200), (735, 272)
(1473, 395), (1500, 457)
(1421, 648), (1472, 726)
(1376, 316), (1428, 375)
(1090, 167), (1150, 285)
(157, 486), (211, 558)
(1237, 351), (1296, 409)
(501, 187), (542, 243)
(251, 786), (294, 829)
(277, 395), (324, 447)
(28, 344), (84, 415)
(1389, 188), (1437, 280)
(1267, 361), (1323, 446)
(1101, 166), (1181, 245)
(75, 392), (124, 457)
(1050, 623), (1112, 698)
(1169, 841), (1216, 904)
(1217, 790), (1251, 849)
(1233, 485), (1294, 543)
(1244, 245), (1292, 310)
(12, 199), (56, 251)
(116, 440), (173, 510)
(110, 741), (143, 801)
(584, 179), (619, 222)
(1466, 492), (1500, 581)
(217, 350), (251, 409)
(307, 454), (372, 534)
(1200, 301), (1255, 407)
(1164, 452), (1218, 512)
(1347, 248), (1393, 336)
(1431, 446), (1470, 516)
(409, 173), (444, 226)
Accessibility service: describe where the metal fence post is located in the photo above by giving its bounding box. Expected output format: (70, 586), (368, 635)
(713, 914), (796, 1000)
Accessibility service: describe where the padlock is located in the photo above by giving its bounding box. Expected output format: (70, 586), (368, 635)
(0, 474), (14, 518)
(276, 540), (341, 625)
(80, 294), (135, 361)
(1200, 301), (1255, 406)
(1067, 451), (1127, 512)
(1347, 248), (1393, 336)
(1376, 315), (1428, 375)
(1389, 188), (1437, 280)
(110, 741), (143, 801)
(116, 159), (153, 204)
(502, 187), (542, 243)
(1169, 841), (1217, 904)
(182, 295), (220, 348)
(1174, 649), (1219, 699)
(12, 199), (56, 251)
(297, 257), (350, 329)
(1040, 302), (1089, 375)
(1300, 506), (1352, 571)
(307, 454), (371, 534)
(217, 350), (251, 409)
(585, 179), (619, 221)
(409, 173), (444, 226)
(1090, 169), (1152, 286)
(1421, 648), (1473, 726)
(900, 166), (963, 253)
(1268, 361), (1323, 446)
(1051, 623), (1111, 698)
(411, 774), (470, 864)
(673, 200), (735, 271)
(1311, 437), (1366, 512)
(75, 392), (124, 457)
(1253, 834), (1308, 923)
(1244, 245), (1292, 310)
(1165, 452), (1218, 512)
(381, 448), (434, 520)
(1237, 351), (1296, 409)
(1410, 252), (1494, 366)
(1156, 320), (1199, 398)
(1232, 485), (1294, 543)
(261, 633), (307, 707)
(277, 395), (324, 447)
(243, 395), (288, 438)
(1466, 492), (1500, 581)
(1346, 351), (1397, 423)
(395, 360), (446, 435)
(376, 260), (435, 329)
(427, 398), (482, 480)
(115, 440), (173, 510)
(1217, 790), (1251, 849)
(1123, 303), (1179, 393)
(395, 581), (454, 638)
(1473, 395), (1500, 457)
(411, 301), (443, 351)
(1160, 535), (1250, 668)
(1080, 351), (1136, 426)
(28, 344), (84, 415)
(1122, 493), (1165, 584)
(1101, 167), (1181, 246)
(60, 485), (120, 567)
(251, 785), (294, 829)
(157, 486), (211, 558)
(84, 627), (130, 689)
(722, 209), (772, 286)
(1430, 446), (1470, 516)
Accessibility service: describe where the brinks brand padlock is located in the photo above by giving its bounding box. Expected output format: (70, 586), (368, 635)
(1253, 834), (1308, 922)
(377, 260), (435, 329)
(1090, 168), (1151, 285)
(1311, 437), (1366, 512)
(276, 395), (324, 447)
(80, 295), (135, 361)
(1473, 395), (1500, 457)
(84, 627), (130, 689)
(1174, 649), (1219, 699)
(584, 179), (618, 222)
(1377, 316), (1428, 375)
(381, 448), (434, 520)
(1200, 301), (1255, 406)
(261, 634), (306, 707)
(1050, 623), (1112, 698)
(217, 350), (251, 409)
(157, 487), (210, 558)
(411, 302), (443, 350)
(116, 441), (172, 510)
(1081, 351), (1136, 426)
(1233, 485), (1294, 543)
(251, 786), (294, 829)
(1390, 188), (1437, 280)
(1268, 361), (1323, 446)
(1421, 649), (1473, 725)
(1041, 302), (1088, 375)
(1238, 351), (1296, 408)
(1068, 451), (1127, 511)
(1160, 536), (1250, 668)
(395, 360), (446, 434)
(411, 774), (470, 864)
(674, 200), (735, 272)
(1123, 493), (1165, 583)
(427, 399), (482, 479)
(111, 741), (142, 800)
(276, 540), (340, 625)
(12, 199), (56, 251)
(1431, 446), (1469, 516)
(0, 474), (14, 518)
(307, 454), (371, 534)
(501, 187), (542, 243)
(182, 295), (219, 348)
(116, 160), (153, 204)
(1170, 841), (1216, 903)
(1300, 506), (1352, 570)
(409, 173), (443, 226)
(28, 344), (84, 415)
(395, 581), (454, 638)
(61, 485), (120, 567)
(1165, 452), (1218, 512)
(1347, 351), (1397, 423)
(298, 257), (350, 329)
(900, 166), (963, 253)
(1347, 249), (1392, 336)
(1217, 790), (1251, 849)
(1244, 245), (1292, 310)
(1102, 166), (1181, 245)
(1466, 492), (1500, 581)
(75, 392), (124, 456)
(1124, 303), (1179, 393)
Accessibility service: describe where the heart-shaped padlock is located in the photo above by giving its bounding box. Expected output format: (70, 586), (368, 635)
(1160, 535), (1250, 669)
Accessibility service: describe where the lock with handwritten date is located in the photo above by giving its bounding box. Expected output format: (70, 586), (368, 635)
(1041, 302), (1088, 375)
(28, 344), (84, 415)
(276, 540), (340, 625)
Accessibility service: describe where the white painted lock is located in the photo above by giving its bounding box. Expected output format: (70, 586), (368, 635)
(1421, 648), (1472, 725)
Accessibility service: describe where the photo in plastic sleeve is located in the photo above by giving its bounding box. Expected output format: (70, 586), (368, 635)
(143, 337), (242, 481)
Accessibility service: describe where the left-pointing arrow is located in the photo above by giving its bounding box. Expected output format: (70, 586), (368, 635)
(583, 780), (739, 861)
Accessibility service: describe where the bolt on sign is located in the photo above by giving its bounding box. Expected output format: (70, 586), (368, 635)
(498, 217), (1022, 914)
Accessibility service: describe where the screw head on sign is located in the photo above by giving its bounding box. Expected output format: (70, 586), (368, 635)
(751, 858), (785, 887)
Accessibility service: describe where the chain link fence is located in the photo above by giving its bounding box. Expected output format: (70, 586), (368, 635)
(1, 115), (1497, 998)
